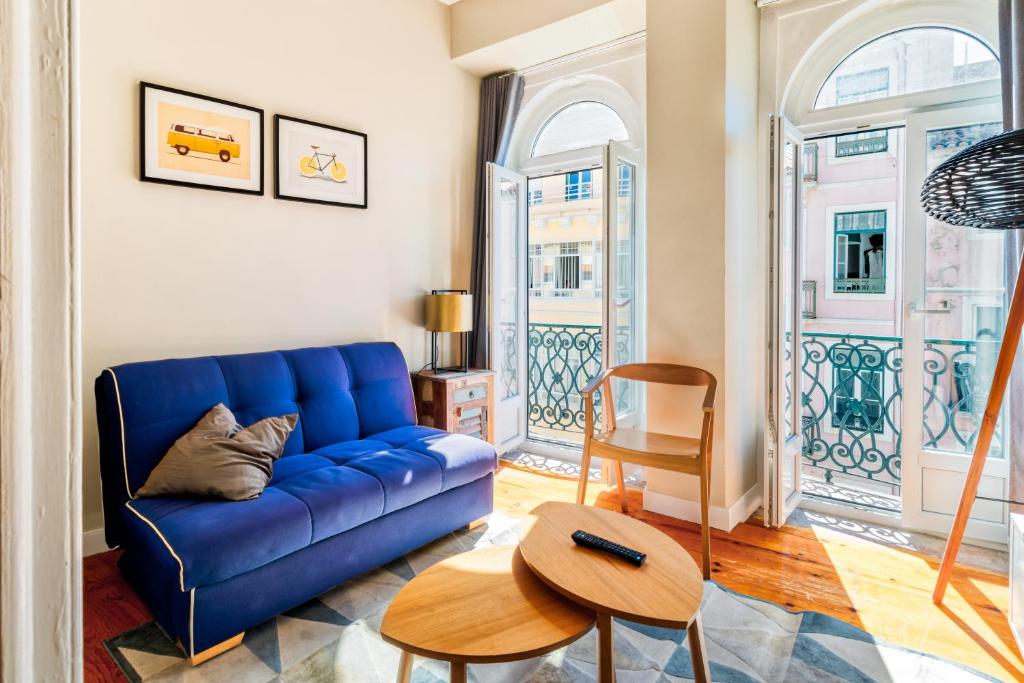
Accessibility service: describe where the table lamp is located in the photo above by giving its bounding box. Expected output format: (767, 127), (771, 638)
(425, 289), (473, 373)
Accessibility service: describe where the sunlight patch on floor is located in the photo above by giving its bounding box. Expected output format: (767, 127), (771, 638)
(808, 516), (1021, 682)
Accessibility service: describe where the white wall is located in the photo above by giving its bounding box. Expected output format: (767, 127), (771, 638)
(722, 0), (764, 510)
(640, 0), (762, 527)
(449, 0), (764, 527)
(450, 0), (645, 75)
(80, 0), (479, 537)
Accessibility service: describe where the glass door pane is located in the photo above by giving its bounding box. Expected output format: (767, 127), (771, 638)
(780, 132), (801, 501)
(921, 121), (1005, 457)
(605, 141), (643, 424)
(526, 168), (604, 446)
(488, 163), (528, 454)
(766, 116), (803, 527)
(902, 103), (1010, 542)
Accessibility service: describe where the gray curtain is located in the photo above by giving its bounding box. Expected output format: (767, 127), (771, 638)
(468, 71), (525, 370)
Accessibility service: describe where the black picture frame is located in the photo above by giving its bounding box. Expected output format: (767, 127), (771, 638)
(139, 81), (264, 195)
(274, 114), (368, 209)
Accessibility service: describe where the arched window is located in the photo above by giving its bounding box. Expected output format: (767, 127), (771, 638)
(530, 101), (629, 157)
(814, 27), (998, 110)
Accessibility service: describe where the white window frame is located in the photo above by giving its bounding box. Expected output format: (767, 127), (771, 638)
(782, 8), (1001, 131)
(507, 71), (647, 456)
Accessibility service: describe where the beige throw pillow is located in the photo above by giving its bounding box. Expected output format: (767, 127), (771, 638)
(136, 403), (298, 501)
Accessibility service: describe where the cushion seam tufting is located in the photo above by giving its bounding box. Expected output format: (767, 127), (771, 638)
(212, 357), (232, 411)
(344, 449), (444, 513)
(269, 458), (333, 485)
(274, 466), (386, 542)
(333, 346), (360, 440)
(269, 486), (315, 546)
(280, 352), (307, 451)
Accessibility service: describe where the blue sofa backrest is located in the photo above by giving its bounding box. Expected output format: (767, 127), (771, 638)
(94, 342), (416, 548)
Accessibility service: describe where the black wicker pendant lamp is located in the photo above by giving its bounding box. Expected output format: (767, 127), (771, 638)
(925, 126), (1024, 604)
(921, 127), (1024, 230)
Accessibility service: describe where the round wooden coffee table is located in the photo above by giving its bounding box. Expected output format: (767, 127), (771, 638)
(380, 544), (595, 683)
(519, 501), (710, 683)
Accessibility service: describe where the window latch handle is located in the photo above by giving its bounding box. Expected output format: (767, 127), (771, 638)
(908, 301), (951, 316)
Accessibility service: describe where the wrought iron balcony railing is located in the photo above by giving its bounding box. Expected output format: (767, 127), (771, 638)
(514, 325), (1001, 487)
(521, 323), (630, 434)
(798, 332), (1002, 488)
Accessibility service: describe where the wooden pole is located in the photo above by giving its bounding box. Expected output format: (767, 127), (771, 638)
(934, 250), (1024, 603)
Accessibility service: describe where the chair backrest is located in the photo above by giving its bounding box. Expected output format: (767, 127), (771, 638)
(608, 363), (717, 411)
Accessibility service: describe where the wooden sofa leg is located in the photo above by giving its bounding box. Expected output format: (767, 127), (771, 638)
(178, 632), (244, 666)
(461, 516), (488, 531)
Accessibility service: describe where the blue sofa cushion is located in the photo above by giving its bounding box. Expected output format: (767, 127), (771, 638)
(121, 488), (313, 591)
(280, 347), (359, 450)
(345, 449), (443, 514)
(370, 425), (447, 447)
(273, 466), (385, 543)
(269, 454), (334, 486)
(340, 344), (417, 437)
(369, 427), (498, 492)
(215, 353), (306, 456)
(120, 432), (495, 590)
(313, 439), (392, 464)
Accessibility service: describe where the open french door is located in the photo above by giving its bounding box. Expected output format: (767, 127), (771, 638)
(486, 162), (529, 455)
(901, 100), (1009, 543)
(604, 140), (644, 428)
(765, 115), (804, 527)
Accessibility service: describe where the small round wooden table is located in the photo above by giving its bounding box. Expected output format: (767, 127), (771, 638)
(519, 501), (710, 683)
(380, 544), (595, 683)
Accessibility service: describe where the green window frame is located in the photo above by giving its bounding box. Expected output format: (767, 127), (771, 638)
(832, 363), (884, 433)
(835, 130), (888, 157)
(834, 209), (886, 294)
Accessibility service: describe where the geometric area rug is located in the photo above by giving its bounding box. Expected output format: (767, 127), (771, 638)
(105, 513), (998, 683)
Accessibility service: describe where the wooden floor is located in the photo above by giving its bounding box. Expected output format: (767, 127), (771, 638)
(85, 464), (1023, 681)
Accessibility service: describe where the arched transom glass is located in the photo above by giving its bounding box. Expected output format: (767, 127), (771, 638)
(531, 101), (628, 157)
(814, 27), (998, 110)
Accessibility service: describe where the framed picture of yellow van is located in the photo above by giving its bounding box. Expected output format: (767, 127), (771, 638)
(140, 82), (263, 195)
(274, 115), (367, 209)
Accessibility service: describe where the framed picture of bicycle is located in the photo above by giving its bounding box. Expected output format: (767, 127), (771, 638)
(139, 82), (263, 195)
(274, 114), (368, 209)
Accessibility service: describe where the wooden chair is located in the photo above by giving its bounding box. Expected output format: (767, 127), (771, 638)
(577, 363), (717, 579)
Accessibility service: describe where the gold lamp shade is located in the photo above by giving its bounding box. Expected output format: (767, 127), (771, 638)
(425, 293), (473, 332)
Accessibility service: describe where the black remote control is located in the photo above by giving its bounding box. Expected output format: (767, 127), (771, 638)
(571, 530), (646, 566)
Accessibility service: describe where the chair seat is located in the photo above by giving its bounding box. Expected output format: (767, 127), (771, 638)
(591, 428), (701, 472)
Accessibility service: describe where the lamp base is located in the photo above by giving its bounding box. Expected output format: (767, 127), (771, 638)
(430, 331), (469, 374)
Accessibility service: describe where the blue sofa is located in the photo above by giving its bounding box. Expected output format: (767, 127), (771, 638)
(95, 342), (496, 659)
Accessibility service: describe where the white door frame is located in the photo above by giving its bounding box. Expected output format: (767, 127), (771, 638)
(487, 162), (529, 455)
(604, 140), (646, 429)
(0, 0), (83, 680)
(901, 98), (1009, 543)
(787, 91), (1009, 536)
(516, 142), (646, 460)
(764, 115), (804, 527)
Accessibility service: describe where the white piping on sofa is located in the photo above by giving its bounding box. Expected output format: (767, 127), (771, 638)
(124, 501), (186, 592)
(102, 367), (134, 500)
